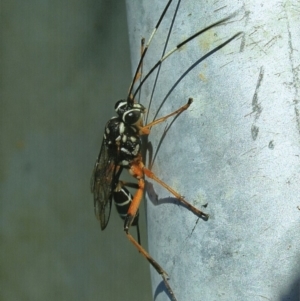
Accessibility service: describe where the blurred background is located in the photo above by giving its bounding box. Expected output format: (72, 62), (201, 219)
(0, 0), (152, 300)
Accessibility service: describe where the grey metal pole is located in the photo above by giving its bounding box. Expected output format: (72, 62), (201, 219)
(126, 1), (300, 301)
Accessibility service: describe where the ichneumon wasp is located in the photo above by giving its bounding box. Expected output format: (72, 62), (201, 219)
(91, 1), (242, 300)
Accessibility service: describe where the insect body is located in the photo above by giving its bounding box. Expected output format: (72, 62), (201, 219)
(91, 112), (142, 230)
(92, 98), (206, 301)
(91, 1), (241, 300)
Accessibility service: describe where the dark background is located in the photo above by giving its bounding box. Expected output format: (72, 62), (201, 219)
(0, 1), (152, 300)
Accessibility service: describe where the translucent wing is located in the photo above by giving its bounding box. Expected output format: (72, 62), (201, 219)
(91, 140), (117, 230)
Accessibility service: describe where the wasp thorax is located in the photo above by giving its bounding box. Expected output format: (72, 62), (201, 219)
(115, 100), (146, 125)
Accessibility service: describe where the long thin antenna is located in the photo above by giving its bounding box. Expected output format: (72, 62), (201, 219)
(132, 14), (238, 101)
(149, 31), (243, 169)
(127, 0), (173, 103)
(146, 0), (182, 124)
(151, 31), (243, 123)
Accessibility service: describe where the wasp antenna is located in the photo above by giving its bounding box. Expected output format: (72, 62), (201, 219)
(132, 15), (241, 100)
(127, 0), (173, 103)
(136, 38), (146, 104)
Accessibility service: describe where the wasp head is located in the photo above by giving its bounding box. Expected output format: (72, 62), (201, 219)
(115, 100), (146, 126)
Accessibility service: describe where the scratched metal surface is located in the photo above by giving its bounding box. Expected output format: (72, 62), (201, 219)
(0, 1), (152, 300)
(126, 1), (300, 300)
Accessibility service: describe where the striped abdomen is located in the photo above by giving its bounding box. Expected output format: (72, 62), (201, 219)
(113, 183), (139, 226)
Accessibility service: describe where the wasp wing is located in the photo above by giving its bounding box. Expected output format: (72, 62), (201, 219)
(91, 140), (117, 230)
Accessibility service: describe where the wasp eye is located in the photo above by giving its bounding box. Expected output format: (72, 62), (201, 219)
(115, 100), (127, 116)
(123, 110), (141, 124)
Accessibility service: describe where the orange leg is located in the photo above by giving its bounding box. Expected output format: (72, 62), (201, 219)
(124, 178), (144, 229)
(125, 232), (178, 301)
(143, 166), (209, 219)
(139, 98), (193, 135)
(124, 162), (178, 301)
(123, 177), (162, 272)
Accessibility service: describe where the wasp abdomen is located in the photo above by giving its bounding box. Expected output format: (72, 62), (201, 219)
(114, 183), (139, 226)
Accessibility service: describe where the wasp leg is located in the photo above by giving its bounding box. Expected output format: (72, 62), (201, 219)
(124, 177), (144, 229)
(139, 98), (193, 135)
(123, 176), (178, 301)
(126, 233), (178, 301)
(123, 178), (163, 270)
(143, 166), (209, 220)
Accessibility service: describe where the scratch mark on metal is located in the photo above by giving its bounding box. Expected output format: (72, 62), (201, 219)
(263, 35), (281, 49)
(214, 6), (227, 12)
(252, 67), (264, 116)
(189, 217), (200, 238)
(284, 2), (300, 136)
(250, 66), (264, 140)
